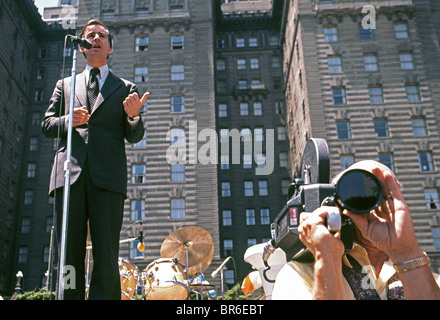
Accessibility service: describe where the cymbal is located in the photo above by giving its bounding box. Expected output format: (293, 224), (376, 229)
(160, 226), (214, 273)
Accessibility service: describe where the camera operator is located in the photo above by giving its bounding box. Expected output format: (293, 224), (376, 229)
(272, 160), (440, 300)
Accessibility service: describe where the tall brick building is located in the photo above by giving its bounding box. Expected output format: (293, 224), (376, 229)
(280, 0), (440, 271)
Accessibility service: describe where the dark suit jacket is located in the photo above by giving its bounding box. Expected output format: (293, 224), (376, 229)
(42, 69), (145, 197)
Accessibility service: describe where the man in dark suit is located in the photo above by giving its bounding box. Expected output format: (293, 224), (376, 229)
(41, 19), (149, 300)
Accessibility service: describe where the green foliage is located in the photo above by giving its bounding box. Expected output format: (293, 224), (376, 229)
(217, 283), (247, 300)
(11, 290), (55, 300)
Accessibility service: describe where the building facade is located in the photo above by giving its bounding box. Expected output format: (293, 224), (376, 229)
(279, 0), (440, 271)
(214, 0), (290, 282)
(0, 0), (74, 295)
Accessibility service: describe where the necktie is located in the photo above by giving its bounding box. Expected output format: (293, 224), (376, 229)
(87, 68), (100, 113)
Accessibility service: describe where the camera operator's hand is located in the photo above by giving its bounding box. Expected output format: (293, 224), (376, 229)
(298, 207), (346, 299)
(299, 207), (345, 260)
(342, 161), (422, 264)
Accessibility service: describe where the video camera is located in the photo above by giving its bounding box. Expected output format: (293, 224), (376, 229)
(263, 138), (383, 265)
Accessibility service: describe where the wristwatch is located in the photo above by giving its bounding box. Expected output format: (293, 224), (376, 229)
(393, 252), (430, 273)
(128, 114), (140, 121)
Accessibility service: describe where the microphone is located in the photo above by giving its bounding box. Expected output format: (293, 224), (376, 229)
(137, 222), (145, 252)
(211, 256), (232, 278)
(67, 35), (92, 49)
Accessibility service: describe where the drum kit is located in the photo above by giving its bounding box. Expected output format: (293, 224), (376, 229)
(117, 226), (215, 300)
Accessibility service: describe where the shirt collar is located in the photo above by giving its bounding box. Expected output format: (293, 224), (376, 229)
(85, 64), (109, 81)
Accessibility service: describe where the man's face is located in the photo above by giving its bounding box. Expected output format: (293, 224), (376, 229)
(80, 24), (112, 67)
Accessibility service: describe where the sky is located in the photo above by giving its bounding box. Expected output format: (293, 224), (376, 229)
(33, 0), (59, 15)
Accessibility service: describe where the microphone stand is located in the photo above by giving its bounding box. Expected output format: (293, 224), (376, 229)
(56, 39), (79, 300)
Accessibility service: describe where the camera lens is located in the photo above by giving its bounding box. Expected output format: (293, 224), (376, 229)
(336, 169), (382, 214)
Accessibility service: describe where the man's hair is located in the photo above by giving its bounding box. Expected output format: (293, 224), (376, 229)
(79, 19), (113, 49)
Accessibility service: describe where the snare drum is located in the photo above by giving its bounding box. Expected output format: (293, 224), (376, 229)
(143, 258), (188, 300)
(119, 258), (139, 300)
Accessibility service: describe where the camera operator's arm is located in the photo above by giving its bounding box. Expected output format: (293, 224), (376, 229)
(298, 207), (345, 299)
(345, 161), (440, 300)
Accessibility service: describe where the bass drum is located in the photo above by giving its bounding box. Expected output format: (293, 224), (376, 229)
(143, 258), (188, 300)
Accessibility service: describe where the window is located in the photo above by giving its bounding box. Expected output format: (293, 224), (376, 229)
(29, 136), (38, 151)
(336, 121), (351, 139)
(171, 163), (185, 182)
(222, 182), (231, 197)
(248, 238), (257, 247)
(328, 56), (342, 73)
(255, 153), (266, 168)
(340, 155), (355, 171)
(244, 180), (254, 197)
(218, 104), (227, 117)
(171, 34), (184, 50)
(260, 208), (270, 225)
(255, 127), (264, 142)
(220, 154), (230, 170)
(281, 179), (290, 196)
(21, 218), (30, 234)
(131, 200), (145, 221)
(223, 239), (233, 256)
(324, 26), (338, 42)
(222, 210), (232, 226)
(243, 153), (252, 169)
(277, 126), (287, 141)
(238, 80), (247, 90)
(240, 102), (249, 116)
(249, 37), (258, 47)
(171, 95), (184, 113)
(171, 198), (185, 219)
(18, 247), (28, 263)
(399, 52), (414, 70)
(369, 86), (384, 104)
(374, 119), (389, 137)
(394, 22), (409, 39)
(332, 88), (346, 104)
(246, 209), (255, 225)
(236, 38), (245, 47)
(406, 84), (420, 102)
(425, 189), (440, 210)
(132, 164), (146, 183)
(253, 102), (262, 116)
(136, 8), (149, 18)
(216, 59), (226, 71)
(170, 128), (185, 147)
(412, 118), (427, 136)
(32, 112), (41, 126)
(171, 64), (184, 81)
(359, 26), (373, 40)
(136, 36), (149, 52)
(135, 66), (148, 82)
(364, 54), (378, 72)
(379, 153), (394, 171)
(279, 152), (288, 167)
(418, 152), (434, 172)
(170, 6), (183, 16)
(217, 80), (227, 93)
(250, 58), (260, 69)
(271, 56), (281, 68)
(258, 180), (268, 196)
(34, 89), (43, 101)
(27, 162), (36, 178)
(237, 59), (246, 70)
(432, 227), (440, 249)
(130, 241), (144, 259)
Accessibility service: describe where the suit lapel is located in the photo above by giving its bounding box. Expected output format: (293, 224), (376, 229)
(91, 71), (122, 115)
(75, 71), (87, 108)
